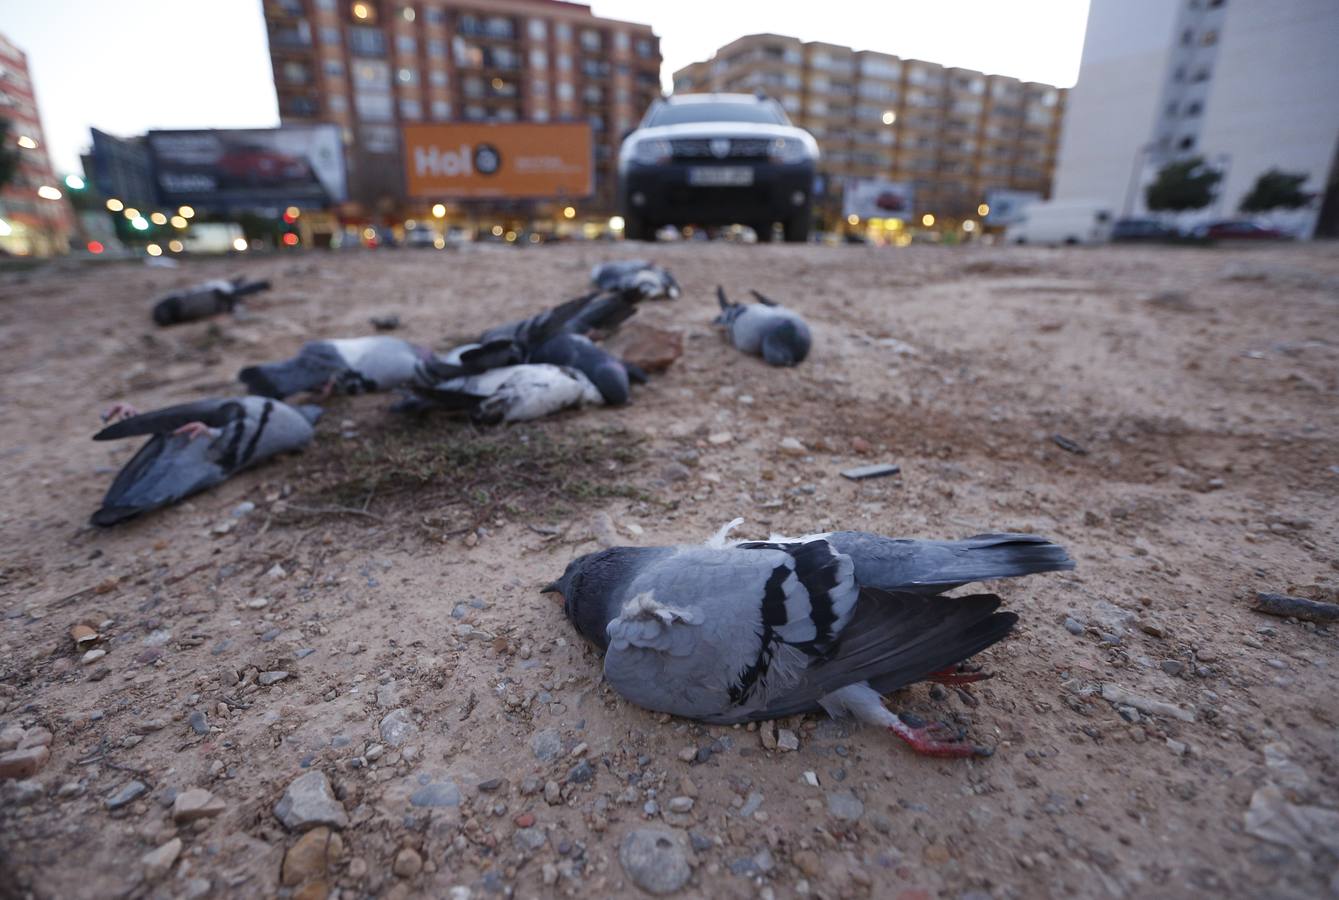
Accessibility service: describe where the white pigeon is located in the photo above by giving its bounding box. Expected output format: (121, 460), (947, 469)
(414, 363), (604, 424)
(239, 336), (437, 398)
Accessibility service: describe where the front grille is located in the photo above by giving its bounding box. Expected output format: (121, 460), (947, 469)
(670, 138), (773, 161)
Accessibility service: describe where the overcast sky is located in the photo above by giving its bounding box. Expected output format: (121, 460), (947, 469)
(5, 1), (1090, 175)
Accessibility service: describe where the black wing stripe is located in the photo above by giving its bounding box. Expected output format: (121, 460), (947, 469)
(235, 401), (273, 469)
(728, 563), (789, 705)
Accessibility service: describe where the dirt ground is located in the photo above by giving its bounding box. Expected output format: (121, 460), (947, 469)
(1, 240), (1336, 900)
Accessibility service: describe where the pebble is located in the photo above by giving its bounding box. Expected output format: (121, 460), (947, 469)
(19, 727), (52, 749)
(739, 791), (764, 818)
(544, 780), (562, 805)
(707, 432), (733, 445)
(0, 724), (24, 752)
(258, 670), (290, 686)
(281, 827), (343, 887)
(776, 729), (799, 752)
(393, 847), (423, 878)
(530, 728), (562, 762)
(826, 790), (865, 822)
(172, 787), (226, 824)
(1161, 659), (1185, 676)
(802, 771), (819, 787)
(188, 711), (210, 735)
(1063, 617), (1085, 636)
(142, 837), (182, 882)
(274, 771), (349, 831)
(0, 744), (49, 780)
(106, 779), (147, 810)
(677, 746), (698, 763)
(11, 779), (43, 805)
(81, 648), (106, 665)
(668, 796), (694, 813)
(793, 848), (822, 877)
(514, 827), (547, 852)
(379, 709), (418, 747)
(513, 812), (535, 828)
(566, 760), (594, 784)
(619, 827), (692, 895)
(246, 597), (269, 609)
(779, 437), (807, 455)
(409, 781), (461, 808)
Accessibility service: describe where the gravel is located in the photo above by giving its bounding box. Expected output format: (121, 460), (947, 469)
(619, 827), (692, 895)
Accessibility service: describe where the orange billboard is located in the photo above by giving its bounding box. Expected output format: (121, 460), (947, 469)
(402, 123), (592, 199)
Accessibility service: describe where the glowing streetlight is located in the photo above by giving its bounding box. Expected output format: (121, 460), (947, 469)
(233, 237), (249, 251)
(146, 243), (162, 257)
(608, 215), (625, 231)
(65, 174), (86, 190)
(846, 213), (859, 226)
(150, 212), (168, 225)
(881, 110), (896, 125)
(491, 225), (503, 236)
(921, 213), (935, 227)
(106, 198), (124, 212)
(977, 203), (990, 217)
(37, 185), (62, 200)
(178, 205), (195, 218)
(170, 215), (188, 228)
(562, 206), (576, 219)
(17, 135), (37, 149)
(432, 203), (446, 218)
(962, 220), (977, 233)
(168, 240), (184, 252)
(123, 207), (140, 220)
(131, 216), (150, 231)
(352, 2), (370, 19)
(504, 230), (517, 242)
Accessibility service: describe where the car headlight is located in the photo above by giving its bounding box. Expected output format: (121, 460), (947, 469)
(769, 137), (811, 164)
(629, 138), (672, 165)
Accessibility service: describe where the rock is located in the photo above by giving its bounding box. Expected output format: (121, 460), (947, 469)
(188, 711), (209, 735)
(619, 827), (692, 895)
(802, 771), (819, 787)
(826, 791), (864, 822)
(1063, 617), (1085, 636)
(530, 728), (562, 762)
(544, 780), (562, 805)
(759, 721), (777, 750)
(776, 729), (799, 752)
(0, 724), (24, 752)
(676, 746), (698, 763)
(293, 882), (331, 900)
(105, 779), (147, 809)
(793, 848), (822, 877)
(274, 771), (348, 831)
(607, 323), (684, 373)
(258, 671), (290, 686)
(282, 827), (343, 887)
(375, 682), (399, 708)
(1244, 785), (1339, 856)
(134, 718), (168, 734)
(738, 791), (764, 818)
(81, 648), (106, 665)
(18, 727), (52, 749)
(1138, 620), (1168, 638)
(707, 432), (733, 445)
(779, 437), (807, 455)
(1100, 683), (1195, 722)
(379, 709), (417, 747)
(840, 463), (901, 481)
(0, 745), (49, 780)
(1161, 659), (1185, 676)
(514, 827), (547, 852)
(172, 787), (226, 824)
(409, 781), (461, 808)
(11, 779), (43, 805)
(393, 847), (423, 878)
(668, 796), (694, 813)
(142, 837), (182, 881)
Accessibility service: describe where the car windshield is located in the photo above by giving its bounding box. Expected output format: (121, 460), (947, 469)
(647, 100), (787, 127)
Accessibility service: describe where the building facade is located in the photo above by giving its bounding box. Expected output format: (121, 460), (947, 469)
(673, 34), (1067, 227)
(262, 0), (662, 220)
(0, 32), (74, 256)
(1053, 0), (1339, 237)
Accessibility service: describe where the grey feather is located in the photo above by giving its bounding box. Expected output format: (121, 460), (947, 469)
(714, 287), (812, 366)
(239, 336), (434, 398)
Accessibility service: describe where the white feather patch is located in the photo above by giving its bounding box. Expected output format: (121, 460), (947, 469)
(705, 517), (745, 548)
(619, 591), (703, 625)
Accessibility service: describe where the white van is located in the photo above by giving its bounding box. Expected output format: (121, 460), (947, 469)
(1005, 201), (1114, 245)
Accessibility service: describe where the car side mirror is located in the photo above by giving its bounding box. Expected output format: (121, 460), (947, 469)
(620, 128), (635, 142)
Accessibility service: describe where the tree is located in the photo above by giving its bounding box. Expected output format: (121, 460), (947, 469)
(1239, 169), (1310, 213)
(0, 118), (20, 191)
(1145, 156), (1222, 212)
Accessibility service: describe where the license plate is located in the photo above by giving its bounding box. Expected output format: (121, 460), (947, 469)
(688, 166), (753, 186)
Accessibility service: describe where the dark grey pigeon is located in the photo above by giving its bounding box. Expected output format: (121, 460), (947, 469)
(91, 397), (319, 526)
(152, 277), (270, 326)
(545, 521), (1074, 757)
(591, 260), (681, 300)
(528, 333), (647, 406)
(412, 364), (602, 424)
(480, 289), (641, 348)
(239, 336), (437, 398)
(715, 287), (812, 367)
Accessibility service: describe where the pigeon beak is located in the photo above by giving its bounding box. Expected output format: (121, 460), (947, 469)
(540, 581), (559, 594)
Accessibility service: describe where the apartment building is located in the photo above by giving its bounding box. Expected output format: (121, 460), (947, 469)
(1053, 0), (1339, 237)
(263, 0), (662, 217)
(0, 32), (73, 256)
(674, 34), (1066, 225)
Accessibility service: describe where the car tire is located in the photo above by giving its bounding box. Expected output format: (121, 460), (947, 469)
(784, 215), (810, 243)
(623, 215), (653, 242)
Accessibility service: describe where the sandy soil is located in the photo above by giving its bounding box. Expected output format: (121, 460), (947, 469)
(1, 241), (1336, 900)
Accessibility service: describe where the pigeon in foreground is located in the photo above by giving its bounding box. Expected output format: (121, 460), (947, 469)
(413, 364), (603, 425)
(239, 336), (437, 398)
(528, 333), (648, 406)
(545, 521), (1074, 757)
(152, 277), (270, 326)
(715, 287), (812, 367)
(591, 260), (681, 300)
(91, 397), (319, 526)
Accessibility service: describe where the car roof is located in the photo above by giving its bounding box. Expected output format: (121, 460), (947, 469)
(664, 92), (772, 106)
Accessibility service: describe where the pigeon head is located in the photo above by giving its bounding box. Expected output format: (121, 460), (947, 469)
(713, 286), (740, 325)
(544, 547), (668, 651)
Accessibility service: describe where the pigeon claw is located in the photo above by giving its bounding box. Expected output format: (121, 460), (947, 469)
(173, 421), (216, 441)
(887, 715), (990, 759)
(101, 402), (140, 424)
(925, 665), (992, 687)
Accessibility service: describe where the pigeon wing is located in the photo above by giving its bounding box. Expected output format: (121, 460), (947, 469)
(94, 399), (245, 441)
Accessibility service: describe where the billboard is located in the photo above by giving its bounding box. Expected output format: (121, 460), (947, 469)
(983, 189), (1041, 226)
(842, 178), (914, 220)
(146, 126), (348, 209)
(403, 123), (591, 199)
(88, 129), (157, 208)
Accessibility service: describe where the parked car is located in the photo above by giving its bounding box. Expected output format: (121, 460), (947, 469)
(404, 226), (438, 248)
(618, 93), (819, 243)
(1005, 201), (1114, 245)
(1111, 218), (1182, 242)
(1191, 220), (1291, 240)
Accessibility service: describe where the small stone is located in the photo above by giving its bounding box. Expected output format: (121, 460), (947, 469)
(282, 827), (342, 886)
(0, 724), (24, 752)
(514, 827), (547, 852)
(188, 711), (209, 735)
(793, 848), (822, 877)
(106, 779), (147, 809)
(779, 437), (806, 455)
(1063, 617), (1084, 636)
(840, 463), (901, 481)
(530, 728), (562, 762)
(379, 709), (418, 747)
(0, 745), (49, 780)
(1138, 621), (1168, 638)
(17, 727), (52, 749)
(802, 771), (819, 787)
(142, 837), (182, 882)
(776, 729), (799, 752)
(1161, 659), (1185, 676)
(566, 760), (594, 784)
(478, 777), (505, 793)
(513, 812), (535, 828)
(544, 780), (562, 805)
(258, 671), (290, 686)
(677, 746), (698, 763)
(826, 790), (864, 822)
(81, 648), (106, 665)
(364, 744), (384, 761)
(668, 796), (694, 813)
(246, 597), (269, 609)
(393, 847), (423, 878)
(11, 779), (43, 805)
(707, 432), (733, 445)
(409, 781), (461, 808)
(619, 827), (692, 895)
(172, 787), (226, 824)
(274, 771), (348, 831)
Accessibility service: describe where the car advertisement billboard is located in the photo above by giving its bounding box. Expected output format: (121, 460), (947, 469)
(146, 126), (348, 208)
(983, 189), (1041, 226)
(403, 123), (592, 199)
(842, 178), (914, 220)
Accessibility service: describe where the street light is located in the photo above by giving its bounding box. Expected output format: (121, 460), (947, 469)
(846, 213), (859, 226)
(150, 212), (168, 225)
(962, 220), (977, 233)
(17, 135), (37, 149)
(178, 205), (195, 218)
(37, 185), (62, 200)
(432, 203), (446, 218)
(123, 207), (140, 219)
(170, 215), (188, 228)
(608, 215), (625, 231)
(146, 243), (162, 257)
(106, 198), (124, 212)
(881, 111), (897, 125)
(921, 213), (935, 227)
(977, 203), (990, 217)
(65, 174), (86, 190)
(563, 206), (576, 219)
(131, 216), (150, 230)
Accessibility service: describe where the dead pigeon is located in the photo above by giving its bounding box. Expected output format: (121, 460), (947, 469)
(591, 260), (681, 300)
(152, 277), (270, 326)
(480, 289), (641, 348)
(545, 521), (1073, 757)
(238, 336), (437, 398)
(91, 397), (319, 526)
(715, 286), (811, 366)
(528, 333), (647, 406)
(413, 364), (603, 424)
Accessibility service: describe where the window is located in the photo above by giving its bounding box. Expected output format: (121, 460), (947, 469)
(528, 18), (547, 40)
(530, 48), (547, 68)
(361, 124), (397, 153)
(429, 69), (448, 87)
(532, 79), (548, 99)
(348, 26), (386, 57)
(324, 59), (345, 78)
(425, 7), (446, 25)
(557, 82), (574, 101)
(399, 99), (421, 119)
(283, 61), (311, 83)
(396, 35), (416, 55)
(1192, 67), (1211, 82)
(1178, 134), (1195, 150)
(1184, 101), (1202, 117)
(583, 85), (603, 103)
(465, 104), (485, 120)
(315, 0), (336, 8)
(430, 99), (450, 119)
(321, 26), (342, 46)
(1181, 29), (1194, 45)
(494, 107), (517, 122)
(352, 59), (390, 89)
(556, 53), (571, 71)
(555, 23), (571, 41)
(614, 31), (629, 53)
(329, 94), (348, 112)
(533, 108), (550, 122)
(636, 38), (655, 59)
(428, 39), (446, 58)
(355, 92), (393, 121)
(284, 96), (317, 117)
(580, 29), (602, 52)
